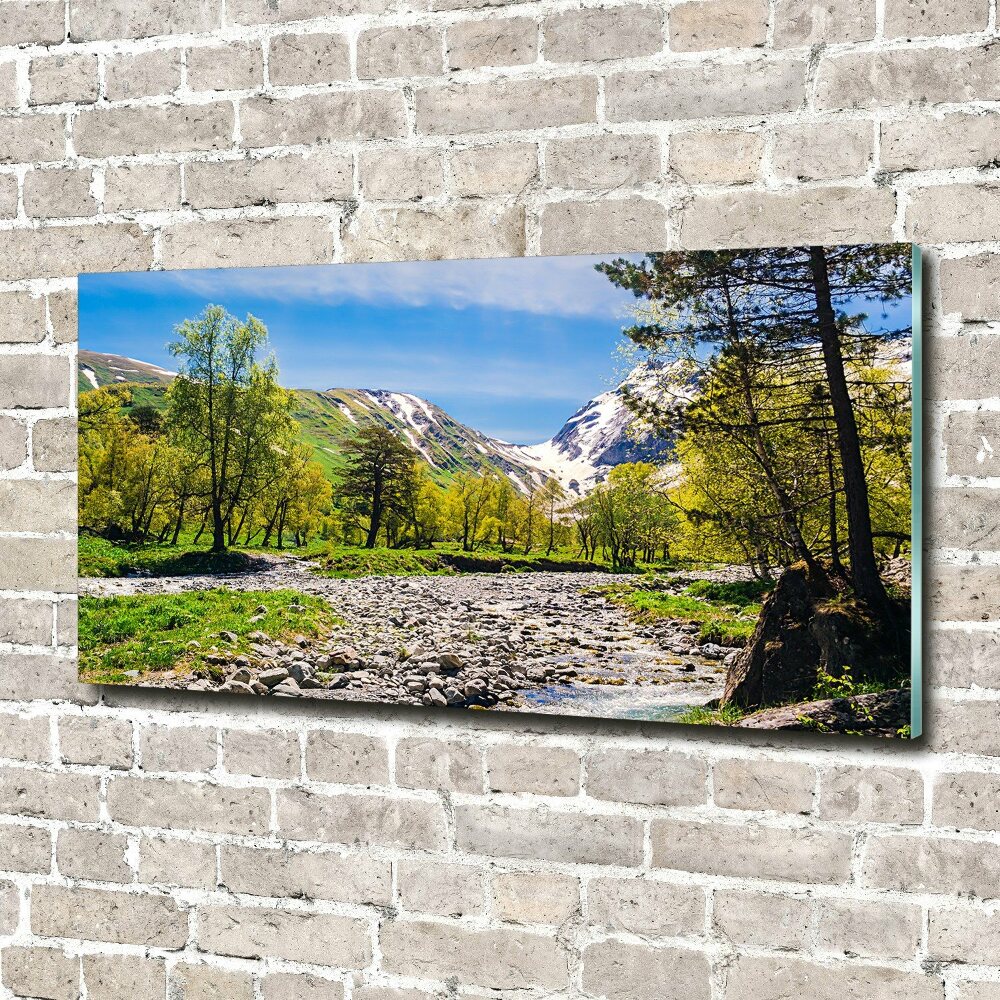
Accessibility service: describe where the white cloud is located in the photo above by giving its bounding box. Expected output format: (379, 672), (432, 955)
(131, 255), (642, 320)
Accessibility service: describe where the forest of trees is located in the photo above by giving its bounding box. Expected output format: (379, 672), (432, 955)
(80, 244), (912, 587)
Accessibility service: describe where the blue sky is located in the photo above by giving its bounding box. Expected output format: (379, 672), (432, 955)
(79, 255), (913, 445)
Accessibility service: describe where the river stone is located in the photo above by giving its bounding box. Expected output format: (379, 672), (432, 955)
(258, 667), (289, 688)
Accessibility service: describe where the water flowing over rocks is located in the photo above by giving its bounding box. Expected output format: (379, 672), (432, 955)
(81, 558), (731, 719)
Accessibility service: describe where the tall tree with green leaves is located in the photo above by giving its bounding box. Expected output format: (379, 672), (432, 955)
(338, 424), (417, 548)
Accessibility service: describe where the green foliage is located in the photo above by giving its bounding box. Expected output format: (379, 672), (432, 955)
(811, 664), (898, 701)
(674, 703), (747, 727)
(79, 588), (337, 684)
(78, 535), (261, 578)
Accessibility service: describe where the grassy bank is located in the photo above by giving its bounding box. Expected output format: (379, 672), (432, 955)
(79, 588), (337, 685)
(607, 578), (771, 646)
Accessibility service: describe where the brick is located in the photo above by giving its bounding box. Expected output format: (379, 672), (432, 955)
(587, 749), (706, 806)
(0, 879), (17, 935)
(29, 54), (98, 106)
(359, 148), (445, 201)
(59, 715), (133, 768)
(0, 824), (51, 874)
(933, 771), (1000, 832)
(771, 121), (874, 181)
(0, 713), (50, 767)
(1, 947), (79, 1000)
(929, 565), (1000, 622)
(105, 49), (181, 100)
(55, 601), (76, 646)
(725, 955), (943, 1000)
(883, 114), (1000, 173)
(0, 224), (154, 281)
(816, 45), (1000, 111)
(885, 0), (988, 38)
(0, 653), (91, 703)
(545, 6), (662, 62)
(0, 291), (47, 344)
(358, 25), (442, 78)
(0, 2), (65, 46)
(940, 254), (1000, 321)
(546, 134), (660, 190)
(930, 488), (1000, 550)
(774, 0), (875, 46)
(229, 0), (391, 23)
(305, 730), (390, 785)
(277, 788), (447, 849)
(679, 186), (895, 248)
(171, 964), (254, 1000)
(652, 819), (852, 883)
(104, 163), (182, 213)
(955, 985), (1000, 1000)
(932, 698), (1000, 757)
(381, 920), (568, 991)
(582, 940), (711, 1000)
(0, 538), (76, 591)
(416, 77), (596, 134)
(540, 198), (666, 255)
(74, 103), (233, 157)
(83, 956), (166, 1000)
(0, 768), (99, 822)
(862, 832), (1000, 898)
(450, 143), (537, 196)
(713, 889), (812, 949)
(928, 628), (1000, 689)
(262, 973), (344, 1000)
(140, 724), (217, 773)
(455, 803), (643, 865)
(0, 601), (53, 647)
(220, 844), (391, 904)
(106, 776), (271, 835)
(0, 416), (28, 471)
(588, 877), (704, 936)
(270, 32), (349, 86)
(714, 758), (815, 813)
(160, 216), (331, 270)
(0, 173), (15, 218)
(57, 829), (131, 883)
(223, 727), (299, 779)
(929, 905), (1000, 964)
(31, 885), (188, 948)
(944, 409), (1000, 477)
(31, 417), (76, 472)
(186, 152), (352, 210)
(606, 58), (806, 122)
(353, 989), (435, 1000)
(486, 744), (579, 796)
(670, 0), (767, 51)
(929, 331), (1000, 399)
(819, 765), (923, 823)
(241, 91), (407, 146)
(448, 18), (536, 70)
(138, 836), (216, 889)
(817, 897), (921, 960)
(908, 184), (1000, 243)
(395, 736), (482, 792)
(198, 905), (371, 967)
(0, 62), (15, 112)
(187, 42), (263, 91)
(398, 859), (483, 917)
(347, 203), (524, 262)
(0, 115), (66, 165)
(491, 871), (578, 925)
(24, 168), (96, 220)
(69, 0), (222, 41)
(45, 292), (76, 345)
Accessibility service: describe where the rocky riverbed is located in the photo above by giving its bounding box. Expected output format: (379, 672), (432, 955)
(80, 559), (740, 721)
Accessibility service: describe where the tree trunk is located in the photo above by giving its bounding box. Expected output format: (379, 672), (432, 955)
(808, 246), (888, 609)
(211, 499), (226, 553)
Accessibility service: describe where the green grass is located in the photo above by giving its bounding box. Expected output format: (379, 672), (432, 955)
(79, 588), (337, 685)
(607, 580), (769, 646)
(79, 535), (268, 578)
(673, 703), (747, 727)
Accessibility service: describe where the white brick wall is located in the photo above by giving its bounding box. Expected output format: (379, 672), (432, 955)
(0, 0), (996, 996)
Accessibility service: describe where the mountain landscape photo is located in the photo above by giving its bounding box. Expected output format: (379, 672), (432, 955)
(77, 248), (918, 736)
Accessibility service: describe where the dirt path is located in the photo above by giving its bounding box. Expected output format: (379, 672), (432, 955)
(81, 560), (731, 721)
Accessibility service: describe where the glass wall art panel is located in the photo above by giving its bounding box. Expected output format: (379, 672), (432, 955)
(77, 244), (921, 737)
